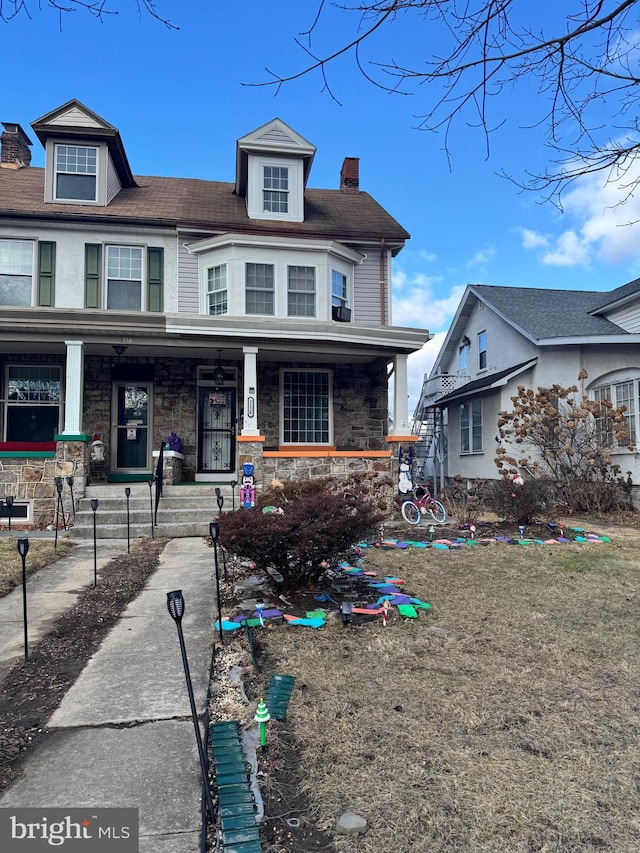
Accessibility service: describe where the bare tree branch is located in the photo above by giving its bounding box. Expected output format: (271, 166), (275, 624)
(0, 0), (177, 27)
(248, 0), (640, 205)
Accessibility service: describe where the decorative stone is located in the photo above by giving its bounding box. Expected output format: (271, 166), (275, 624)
(336, 812), (368, 836)
(21, 467), (43, 482)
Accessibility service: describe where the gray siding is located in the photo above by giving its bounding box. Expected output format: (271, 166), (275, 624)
(178, 235), (200, 313)
(352, 248), (382, 325)
(106, 156), (122, 204)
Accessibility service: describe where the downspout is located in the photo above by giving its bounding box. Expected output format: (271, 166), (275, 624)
(380, 237), (386, 325)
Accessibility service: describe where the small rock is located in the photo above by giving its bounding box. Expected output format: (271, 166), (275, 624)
(336, 811), (367, 836)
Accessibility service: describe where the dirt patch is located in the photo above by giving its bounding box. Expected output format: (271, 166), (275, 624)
(0, 538), (168, 793)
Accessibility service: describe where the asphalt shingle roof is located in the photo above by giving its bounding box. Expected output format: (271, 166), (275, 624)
(471, 284), (625, 339)
(0, 167), (410, 244)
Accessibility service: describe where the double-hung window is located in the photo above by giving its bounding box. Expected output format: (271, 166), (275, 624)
(461, 399), (483, 453)
(331, 270), (348, 309)
(458, 342), (469, 373)
(287, 266), (315, 317)
(55, 144), (97, 202)
(594, 381), (636, 445)
(262, 166), (289, 213)
(107, 246), (143, 311)
(282, 370), (331, 444)
(0, 240), (33, 306)
(246, 263), (274, 315)
(5, 364), (61, 442)
(207, 264), (227, 315)
(478, 331), (487, 370)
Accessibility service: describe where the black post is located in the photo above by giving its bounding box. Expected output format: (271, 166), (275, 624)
(125, 487), (131, 553)
(215, 487), (223, 518)
(66, 476), (75, 518)
(210, 522), (224, 645)
(5, 495), (13, 531)
(166, 590), (216, 825)
(230, 480), (237, 512)
(54, 477), (67, 531)
(148, 479), (154, 539)
(91, 499), (99, 587)
(17, 538), (29, 661)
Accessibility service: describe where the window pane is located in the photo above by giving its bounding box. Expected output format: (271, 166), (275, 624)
(331, 270), (348, 306)
(478, 332), (487, 370)
(472, 400), (483, 452)
(615, 381), (636, 444)
(283, 371), (330, 444)
(107, 280), (142, 311)
(246, 263), (274, 315)
(263, 166), (289, 213)
(6, 365), (61, 441)
(288, 266), (315, 317)
(56, 145), (97, 174)
(56, 173), (97, 201)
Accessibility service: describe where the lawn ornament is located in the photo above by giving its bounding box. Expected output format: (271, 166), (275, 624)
(254, 698), (270, 748)
(241, 462), (255, 509)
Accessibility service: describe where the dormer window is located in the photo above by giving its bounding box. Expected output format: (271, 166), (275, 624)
(263, 166), (289, 214)
(55, 144), (97, 201)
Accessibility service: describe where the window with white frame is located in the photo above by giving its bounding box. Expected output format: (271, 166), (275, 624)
(593, 381), (637, 445)
(331, 270), (348, 308)
(5, 364), (61, 442)
(263, 166), (289, 213)
(106, 246), (143, 311)
(55, 144), (97, 202)
(0, 240), (33, 306)
(458, 342), (469, 372)
(207, 264), (227, 315)
(287, 266), (315, 317)
(461, 399), (483, 453)
(478, 331), (487, 370)
(246, 263), (275, 315)
(282, 370), (331, 444)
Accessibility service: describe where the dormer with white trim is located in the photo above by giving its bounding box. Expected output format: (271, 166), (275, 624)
(31, 99), (136, 206)
(235, 118), (316, 223)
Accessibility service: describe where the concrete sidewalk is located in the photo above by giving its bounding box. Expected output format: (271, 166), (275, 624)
(0, 537), (216, 853)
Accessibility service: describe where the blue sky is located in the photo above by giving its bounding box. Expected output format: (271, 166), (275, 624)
(3, 1), (640, 410)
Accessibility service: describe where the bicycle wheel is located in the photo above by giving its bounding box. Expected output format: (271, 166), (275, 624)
(401, 500), (421, 525)
(429, 500), (446, 524)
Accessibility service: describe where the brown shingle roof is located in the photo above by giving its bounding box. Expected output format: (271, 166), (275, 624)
(0, 167), (409, 245)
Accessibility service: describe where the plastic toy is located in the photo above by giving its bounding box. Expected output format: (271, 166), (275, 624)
(241, 462), (255, 509)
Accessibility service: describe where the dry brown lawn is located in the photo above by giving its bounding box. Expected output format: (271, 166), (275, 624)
(256, 522), (640, 852)
(0, 537), (75, 597)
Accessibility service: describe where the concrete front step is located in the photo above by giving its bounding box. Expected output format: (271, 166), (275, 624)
(69, 520), (214, 539)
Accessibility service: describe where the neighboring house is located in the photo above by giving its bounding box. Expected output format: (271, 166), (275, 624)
(0, 99), (428, 527)
(414, 283), (640, 495)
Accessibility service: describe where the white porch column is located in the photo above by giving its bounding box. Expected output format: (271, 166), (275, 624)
(241, 346), (261, 436)
(390, 353), (411, 436)
(62, 340), (85, 435)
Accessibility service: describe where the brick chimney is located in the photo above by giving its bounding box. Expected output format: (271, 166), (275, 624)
(1, 122), (32, 169)
(340, 157), (359, 193)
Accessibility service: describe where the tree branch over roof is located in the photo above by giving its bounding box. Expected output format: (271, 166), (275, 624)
(246, 0), (640, 206)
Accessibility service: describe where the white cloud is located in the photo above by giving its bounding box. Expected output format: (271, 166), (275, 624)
(520, 228), (549, 249)
(521, 154), (640, 267)
(468, 246), (496, 267)
(392, 271), (465, 331)
(408, 332), (446, 411)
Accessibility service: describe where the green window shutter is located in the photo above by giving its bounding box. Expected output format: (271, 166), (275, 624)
(37, 241), (56, 307)
(84, 244), (102, 309)
(147, 247), (164, 313)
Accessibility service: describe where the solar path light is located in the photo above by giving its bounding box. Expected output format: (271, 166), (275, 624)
(125, 487), (131, 553)
(17, 538), (29, 661)
(209, 521), (224, 645)
(5, 495), (13, 531)
(166, 590), (216, 824)
(91, 499), (99, 586)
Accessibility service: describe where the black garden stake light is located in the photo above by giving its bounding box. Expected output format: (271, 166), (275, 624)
(148, 479), (154, 539)
(215, 487), (224, 517)
(5, 495), (14, 531)
(340, 601), (353, 626)
(54, 476), (67, 531)
(210, 521), (224, 644)
(230, 479), (237, 512)
(66, 476), (75, 518)
(125, 487), (131, 553)
(17, 538), (29, 661)
(91, 499), (99, 587)
(166, 590), (216, 825)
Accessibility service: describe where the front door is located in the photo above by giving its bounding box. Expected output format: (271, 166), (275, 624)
(112, 383), (151, 471)
(198, 387), (236, 476)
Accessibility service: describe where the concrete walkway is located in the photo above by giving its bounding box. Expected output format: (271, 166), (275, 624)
(0, 537), (216, 853)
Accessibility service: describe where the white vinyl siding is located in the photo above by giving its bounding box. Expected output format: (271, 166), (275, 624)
(106, 156), (123, 204)
(352, 251), (381, 324)
(606, 302), (640, 333)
